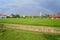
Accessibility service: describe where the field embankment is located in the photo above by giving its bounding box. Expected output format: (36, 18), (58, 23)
(4, 24), (60, 34)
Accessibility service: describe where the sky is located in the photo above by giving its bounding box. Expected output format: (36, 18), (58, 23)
(0, 0), (60, 16)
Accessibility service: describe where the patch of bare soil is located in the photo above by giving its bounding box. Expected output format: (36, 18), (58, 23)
(4, 24), (60, 34)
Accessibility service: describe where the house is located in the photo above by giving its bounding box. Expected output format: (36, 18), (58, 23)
(49, 15), (60, 19)
(0, 14), (7, 18)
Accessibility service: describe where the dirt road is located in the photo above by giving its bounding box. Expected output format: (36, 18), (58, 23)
(4, 24), (60, 34)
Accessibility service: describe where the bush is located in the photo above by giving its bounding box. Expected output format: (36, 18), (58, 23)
(0, 24), (6, 36)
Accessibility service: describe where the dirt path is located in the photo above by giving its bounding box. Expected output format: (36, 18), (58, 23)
(4, 24), (60, 34)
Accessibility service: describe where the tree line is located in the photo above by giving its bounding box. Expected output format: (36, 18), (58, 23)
(7, 14), (20, 18)
(6, 13), (60, 18)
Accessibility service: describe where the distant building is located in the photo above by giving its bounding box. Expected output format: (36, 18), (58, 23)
(49, 14), (60, 19)
(0, 14), (7, 18)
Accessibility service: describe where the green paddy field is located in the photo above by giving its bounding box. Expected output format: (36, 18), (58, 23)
(0, 18), (60, 27)
(0, 18), (60, 40)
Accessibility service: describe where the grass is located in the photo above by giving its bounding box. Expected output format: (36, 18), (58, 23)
(0, 23), (60, 40)
(0, 28), (60, 40)
(1, 18), (60, 27)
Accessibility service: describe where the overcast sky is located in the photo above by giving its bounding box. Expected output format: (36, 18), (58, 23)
(0, 0), (60, 16)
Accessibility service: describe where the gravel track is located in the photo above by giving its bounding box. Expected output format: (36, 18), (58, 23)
(4, 24), (60, 34)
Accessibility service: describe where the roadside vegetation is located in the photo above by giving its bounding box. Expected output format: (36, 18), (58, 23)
(0, 28), (60, 40)
(0, 24), (60, 40)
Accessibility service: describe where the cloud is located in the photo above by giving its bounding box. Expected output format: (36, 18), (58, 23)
(0, 0), (60, 15)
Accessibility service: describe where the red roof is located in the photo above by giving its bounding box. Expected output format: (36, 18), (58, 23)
(49, 15), (60, 18)
(0, 14), (7, 16)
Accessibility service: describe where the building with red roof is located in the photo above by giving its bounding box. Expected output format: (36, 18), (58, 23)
(49, 14), (60, 19)
(0, 14), (7, 18)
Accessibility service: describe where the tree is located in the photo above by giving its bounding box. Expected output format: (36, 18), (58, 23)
(6, 14), (20, 18)
(11, 14), (15, 18)
(6, 16), (10, 18)
(15, 14), (20, 18)
(44, 13), (50, 18)
(57, 12), (60, 16)
(10, 14), (20, 18)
